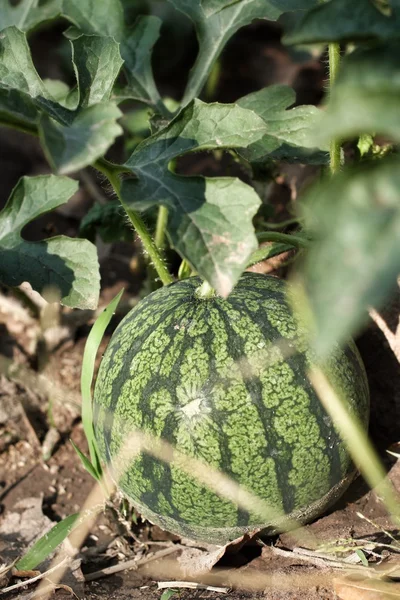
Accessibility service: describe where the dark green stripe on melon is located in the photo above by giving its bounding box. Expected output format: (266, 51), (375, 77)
(93, 273), (369, 544)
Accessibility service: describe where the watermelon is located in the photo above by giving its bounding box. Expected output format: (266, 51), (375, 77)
(93, 273), (369, 545)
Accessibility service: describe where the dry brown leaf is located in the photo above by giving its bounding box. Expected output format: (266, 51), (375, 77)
(374, 555), (400, 579)
(334, 575), (400, 599)
(178, 529), (262, 576)
(11, 568), (41, 578)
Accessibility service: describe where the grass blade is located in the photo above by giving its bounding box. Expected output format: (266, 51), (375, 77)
(70, 439), (101, 481)
(355, 548), (369, 567)
(15, 513), (79, 571)
(160, 590), (178, 600)
(81, 289), (124, 477)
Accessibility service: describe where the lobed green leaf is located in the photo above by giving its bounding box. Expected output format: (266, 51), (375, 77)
(62, 3), (164, 111)
(62, 0), (124, 39)
(238, 85), (328, 165)
(168, 0), (319, 104)
(0, 175), (100, 309)
(70, 34), (124, 108)
(117, 16), (164, 111)
(122, 99), (270, 296)
(0, 0), (127, 47)
(39, 103), (123, 174)
(0, 0), (62, 33)
(43, 79), (78, 110)
(283, 0), (400, 45)
(0, 26), (70, 125)
(315, 42), (400, 144)
(298, 159), (400, 356)
(121, 91), (326, 295)
(201, 0), (242, 17)
(0, 26), (123, 173)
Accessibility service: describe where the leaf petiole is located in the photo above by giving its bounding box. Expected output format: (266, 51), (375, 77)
(328, 42), (342, 174)
(154, 205), (169, 251)
(256, 232), (310, 248)
(97, 163), (174, 287)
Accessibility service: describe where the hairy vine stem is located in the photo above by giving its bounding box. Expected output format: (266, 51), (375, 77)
(97, 164), (174, 287)
(328, 42), (342, 174)
(154, 205), (169, 250)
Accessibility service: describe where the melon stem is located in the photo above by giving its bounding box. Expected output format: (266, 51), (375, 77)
(195, 280), (216, 299)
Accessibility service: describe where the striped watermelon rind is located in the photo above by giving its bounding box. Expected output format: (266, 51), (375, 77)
(93, 273), (369, 544)
(116, 472), (356, 543)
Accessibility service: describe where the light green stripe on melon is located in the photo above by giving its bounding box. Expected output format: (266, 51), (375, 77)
(170, 329), (239, 526)
(145, 388), (175, 436)
(310, 343), (369, 475)
(221, 301), (265, 348)
(174, 335), (222, 469)
(119, 454), (153, 498)
(93, 405), (108, 462)
(261, 298), (301, 341)
(175, 415), (222, 470)
(260, 356), (296, 409)
(108, 325), (174, 457)
(209, 304), (284, 516)
(222, 297), (331, 507)
(220, 302), (276, 379)
(208, 304), (239, 377)
(216, 382), (284, 517)
(170, 464), (238, 527)
(171, 327), (221, 457)
(273, 384), (331, 506)
(240, 274), (283, 293)
(158, 310), (194, 378)
(178, 337), (210, 393)
(157, 491), (174, 516)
